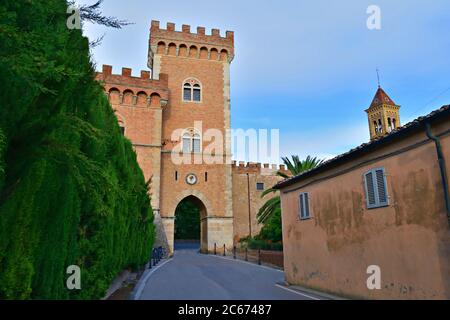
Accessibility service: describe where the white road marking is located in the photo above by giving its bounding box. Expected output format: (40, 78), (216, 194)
(275, 284), (322, 300)
(134, 258), (173, 300)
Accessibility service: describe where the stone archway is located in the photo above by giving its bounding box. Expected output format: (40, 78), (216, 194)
(170, 190), (213, 253)
(174, 195), (207, 251)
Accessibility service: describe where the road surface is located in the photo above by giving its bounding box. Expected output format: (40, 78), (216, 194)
(137, 243), (323, 300)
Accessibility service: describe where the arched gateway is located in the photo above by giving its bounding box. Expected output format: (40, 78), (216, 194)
(174, 195), (208, 252)
(169, 190), (213, 253)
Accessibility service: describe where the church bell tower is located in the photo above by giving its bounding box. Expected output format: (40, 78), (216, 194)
(366, 86), (401, 140)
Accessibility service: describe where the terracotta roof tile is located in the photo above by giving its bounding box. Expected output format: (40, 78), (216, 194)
(369, 87), (397, 108)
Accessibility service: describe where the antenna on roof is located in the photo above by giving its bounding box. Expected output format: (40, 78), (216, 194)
(376, 67), (381, 88)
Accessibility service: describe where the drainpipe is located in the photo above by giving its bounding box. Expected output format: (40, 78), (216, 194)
(425, 122), (450, 224)
(246, 173), (252, 237)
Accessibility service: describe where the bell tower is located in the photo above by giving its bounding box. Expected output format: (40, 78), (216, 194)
(366, 86), (401, 140)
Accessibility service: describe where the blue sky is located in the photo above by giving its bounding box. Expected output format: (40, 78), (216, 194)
(79, 0), (450, 162)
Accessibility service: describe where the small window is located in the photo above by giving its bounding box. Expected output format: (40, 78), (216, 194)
(182, 79), (201, 102)
(182, 134), (191, 153)
(256, 183), (265, 191)
(205, 172), (208, 182)
(175, 171), (178, 181)
(193, 84), (201, 102)
(182, 130), (201, 153)
(183, 84), (192, 101)
(364, 168), (389, 209)
(299, 193), (311, 220)
(192, 134), (201, 153)
(119, 126), (125, 135)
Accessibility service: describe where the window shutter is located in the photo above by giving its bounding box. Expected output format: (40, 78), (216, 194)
(365, 168), (389, 209)
(299, 193), (304, 219)
(365, 171), (376, 207)
(304, 193), (310, 218)
(375, 169), (388, 205)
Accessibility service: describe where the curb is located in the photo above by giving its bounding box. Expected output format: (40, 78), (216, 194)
(129, 258), (173, 300)
(276, 281), (347, 300)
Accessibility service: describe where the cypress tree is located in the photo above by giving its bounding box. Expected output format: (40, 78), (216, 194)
(0, 0), (154, 299)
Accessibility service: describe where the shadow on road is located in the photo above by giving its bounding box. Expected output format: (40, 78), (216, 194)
(174, 241), (200, 251)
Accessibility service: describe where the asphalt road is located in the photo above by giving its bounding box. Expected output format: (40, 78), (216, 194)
(137, 243), (322, 300)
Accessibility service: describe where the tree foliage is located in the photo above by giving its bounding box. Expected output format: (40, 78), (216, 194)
(0, 0), (154, 299)
(174, 200), (200, 241)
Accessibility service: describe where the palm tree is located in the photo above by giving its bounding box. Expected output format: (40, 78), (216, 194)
(257, 156), (324, 224)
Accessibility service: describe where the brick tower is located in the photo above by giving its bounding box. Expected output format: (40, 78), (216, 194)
(148, 21), (235, 253)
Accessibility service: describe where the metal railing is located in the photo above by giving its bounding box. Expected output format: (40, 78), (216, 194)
(211, 243), (284, 269)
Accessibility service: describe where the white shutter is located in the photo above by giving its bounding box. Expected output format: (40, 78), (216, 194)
(299, 193), (304, 219)
(375, 169), (388, 206)
(365, 168), (389, 209)
(365, 171), (377, 208)
(304, 193), (310, 218)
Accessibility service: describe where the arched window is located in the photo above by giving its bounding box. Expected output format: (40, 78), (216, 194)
(377, 119), (383, 133)
(387, 117), (392, 132)
(183, 83), (192, 101)
(392, 118), (397, 129)
(182, 78), (202, 102)
(182, 130), (201, 153)
(193, 84), (201, 101)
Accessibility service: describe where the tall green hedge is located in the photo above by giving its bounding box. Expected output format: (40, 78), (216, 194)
(0, 0), (154, 299)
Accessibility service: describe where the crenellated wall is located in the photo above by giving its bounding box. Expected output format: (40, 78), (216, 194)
(231, 161), (288, 243)
(95, 65), (168, 213)
(148, 20), (234, 71)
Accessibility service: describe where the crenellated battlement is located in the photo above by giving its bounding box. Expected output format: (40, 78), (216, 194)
(231, 161), (289, 175)
(95, 65), (169, 107)
(149, 20), (234, 64)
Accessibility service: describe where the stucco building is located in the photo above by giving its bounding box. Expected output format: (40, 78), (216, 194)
(275, 88), (450, 299)
(95, 21), (284, 253)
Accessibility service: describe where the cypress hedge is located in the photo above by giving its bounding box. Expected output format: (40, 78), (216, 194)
(0, 0), (154, 299)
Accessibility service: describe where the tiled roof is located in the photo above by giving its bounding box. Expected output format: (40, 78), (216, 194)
(275, 105), (450, 190)
(369, 86), (397, 108)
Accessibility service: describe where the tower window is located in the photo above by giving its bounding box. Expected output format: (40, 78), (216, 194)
(175, 171), (178, 181)
(387, 118), (392, 132)
(193, 84), (201, 102)
(182, 130), (201, 153)
(182, 78), (202, 102)
(205, 172), (208, 182)
(183, 83), (192, 101)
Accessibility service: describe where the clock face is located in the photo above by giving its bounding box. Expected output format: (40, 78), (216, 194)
(186, 173), (198, 185)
